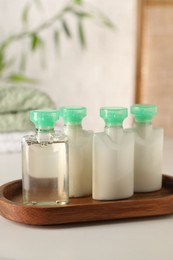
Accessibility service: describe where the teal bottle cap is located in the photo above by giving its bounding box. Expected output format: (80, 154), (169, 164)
(100, 107), (128, 126)
(130, 104), (157, 122)
(61, 106), (86, 124)
(30, 110), (59, 129)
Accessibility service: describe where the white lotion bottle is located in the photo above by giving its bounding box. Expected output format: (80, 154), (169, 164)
(93, 107), (134, 200)
(131, 104), (163, 192)
(61, 107), (92, 197)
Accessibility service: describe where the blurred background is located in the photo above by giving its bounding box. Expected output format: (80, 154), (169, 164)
(1, 0), (173, 182)
(0, 0), (137, 131)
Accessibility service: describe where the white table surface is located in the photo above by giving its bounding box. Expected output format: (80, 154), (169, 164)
(0, 138), (173, 260)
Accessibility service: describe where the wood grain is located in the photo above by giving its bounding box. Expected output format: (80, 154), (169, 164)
(0, 175), (173, 225)
(135, 0), (173, 135)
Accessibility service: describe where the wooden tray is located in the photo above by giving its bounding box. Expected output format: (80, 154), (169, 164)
(0, 175), (173, 226)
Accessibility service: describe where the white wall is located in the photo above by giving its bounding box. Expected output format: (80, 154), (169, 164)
(0, 0), (137, 131)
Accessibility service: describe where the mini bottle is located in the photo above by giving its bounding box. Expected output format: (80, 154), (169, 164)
(22, 110), (69, 205)
(61, 106), (92, 197)
(131, 104), (163, 192)
(93, 107), (134, 200)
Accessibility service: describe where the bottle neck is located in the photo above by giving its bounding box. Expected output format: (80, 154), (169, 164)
(65, 122), (82, 127)
(36, 127), (55, 143)
(104, 124), (123, 143)
(134, 121), (153, 138)
(64, 123), (83, 138)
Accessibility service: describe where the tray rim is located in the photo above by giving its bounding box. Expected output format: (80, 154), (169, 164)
(0, 174), (173, 225)
(1, 175), (173, 206)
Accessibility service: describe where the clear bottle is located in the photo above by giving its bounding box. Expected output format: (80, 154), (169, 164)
(93, 107), (134, 200)
(131, 104), (163, 192)
(22, 110), (69, 205)
(61, 106), (93, 197)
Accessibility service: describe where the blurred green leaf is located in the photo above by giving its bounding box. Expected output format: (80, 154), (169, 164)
(31, 33), (43, 51)
(73, 0), (83, 5)
(0, 42), (16, 74)
(54, 30), (60, 47)
(53, 30), (61, 55)
(62, 20), (72, 38)
(78, 19), (86, 47)
(22, 4), (31, 28)
(53, 31), (61, 58)
(63, 6), (73, 13)
(73, 10), (92, 18)
(19, 53), (27, 71)
(34, 0), (43, 10)
(0, 51), (6, 72)
(7, 73), (38, 83)
(0, 39), (11, 53)
(0, 0), (115, 82)
(99, 14), (115, 30)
